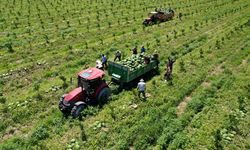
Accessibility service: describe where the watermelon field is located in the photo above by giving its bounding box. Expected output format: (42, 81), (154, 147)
(0, 0), (250, 149)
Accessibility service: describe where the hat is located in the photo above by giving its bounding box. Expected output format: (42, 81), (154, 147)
(140, 79), (144, 82)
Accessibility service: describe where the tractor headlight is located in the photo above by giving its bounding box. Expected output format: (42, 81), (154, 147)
(59, 95), (70, 107)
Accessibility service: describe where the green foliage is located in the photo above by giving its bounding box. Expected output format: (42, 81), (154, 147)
(228, 109), (245, 131)
(0, 79), (4, 86)
(199, 49), (204, 58)
(179, 59), (185, 72)
(108, 105), (116, 120)
(188, 97), (204, 113)
(33, 83), (40, 91)
(5, 41), (14, 53)
(60, 75), (68, 89)
(31, 125), (50, 142)
(132, 28), (137, 34)
(237, 96), (247, 113)
(34, 93), (43, 101)
(0, 122), (8, 133)
(0, 138), (27, 150)
(81, 106), (99, 117)
(170, 133), (190, 149)
(214, 129), (222, 150)
(215, 40), (221, 49)
(0, 96), (6, 104)
(78, 122), (87, 141)
(67, 139), (81, 150)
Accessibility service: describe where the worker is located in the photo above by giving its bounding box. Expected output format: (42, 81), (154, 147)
(167, 56), (176, 73)
(141, 45), (146, 53)
(114, 50), (121, 61)
(144, 56), (150, 64)
(96, 60), (103, 70)
(164, 67), (172, 81)
(101, 54), (107, 69)
(153, 50), (159, 58)
(152, 50), (159, 68)
(137, 79), (146, 100)
(132, 46), (137, 55)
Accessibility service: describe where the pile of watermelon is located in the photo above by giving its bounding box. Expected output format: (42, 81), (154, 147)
(119, 54), (146, 71)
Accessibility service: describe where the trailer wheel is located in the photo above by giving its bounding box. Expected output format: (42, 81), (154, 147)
(71, 104), (85, 118)
(97, 87), (111, 104)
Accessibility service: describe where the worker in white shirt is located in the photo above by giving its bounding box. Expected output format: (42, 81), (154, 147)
(96, 60), (103, 70)
(137, 79), (146, 99)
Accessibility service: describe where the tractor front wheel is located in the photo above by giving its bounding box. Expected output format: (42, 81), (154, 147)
(97, 87), (111, 104)
(71, 104), (85, 118)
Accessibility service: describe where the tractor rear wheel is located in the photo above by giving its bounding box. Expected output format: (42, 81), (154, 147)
(71, 104), (86, 118)
(97, 87), (111, 104)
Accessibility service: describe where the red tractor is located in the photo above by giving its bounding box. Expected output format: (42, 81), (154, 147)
(59, 67), (111, 118)
(143, 9), (174, 26)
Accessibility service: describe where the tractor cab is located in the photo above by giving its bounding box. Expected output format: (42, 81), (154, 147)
(77, 68), (105, 98)
(149, 11), (158, 15)
(148, 11), (159, 19)
(147, 12), (158, 20)
(149, 11), (158, 16)
(143, 12), (158, 25)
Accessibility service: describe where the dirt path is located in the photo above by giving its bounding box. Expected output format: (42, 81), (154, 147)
(177, 96), (192, 116)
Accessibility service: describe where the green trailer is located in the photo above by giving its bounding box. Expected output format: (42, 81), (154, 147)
(108, 54), (159, 87)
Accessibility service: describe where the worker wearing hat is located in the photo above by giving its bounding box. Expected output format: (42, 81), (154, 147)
(137, 79), (146, 99)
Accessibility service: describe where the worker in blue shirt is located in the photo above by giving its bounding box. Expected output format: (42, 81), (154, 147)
(141, 45), (146, 53)
(101, 54), (107, 69)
